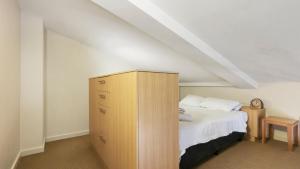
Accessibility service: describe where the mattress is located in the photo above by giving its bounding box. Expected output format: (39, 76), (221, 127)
(179, 106), (248, 156)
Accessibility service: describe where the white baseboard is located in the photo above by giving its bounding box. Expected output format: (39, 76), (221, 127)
(46, 130), (89, 142)
(19, 131), (89, 157)
(20, 140), (45, 157)
(10, 151), (21, 169)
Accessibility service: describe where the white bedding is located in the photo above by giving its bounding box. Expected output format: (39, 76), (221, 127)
(179, 106), (248, 156)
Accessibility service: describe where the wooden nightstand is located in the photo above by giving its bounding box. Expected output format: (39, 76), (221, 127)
(241, 106), (266, 142)
(262, 116), (299, 151)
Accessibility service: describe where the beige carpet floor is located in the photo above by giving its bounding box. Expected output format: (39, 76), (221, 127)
(198, 140), (300, 169)
(17, 136), (105, 169)
(17, 135), (300, 169)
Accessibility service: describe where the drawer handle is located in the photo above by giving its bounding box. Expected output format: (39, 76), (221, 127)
(99, 94), (106, 99)
(99, 108), (106, 114)
(98, 80), (106, 84)
(99, 136), (106, 144)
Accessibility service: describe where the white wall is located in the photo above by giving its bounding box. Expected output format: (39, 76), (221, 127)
(45, 30), (132, 141)
(180, 82), (300, 141)
(20, 12), (45, 156)
(0, 0), (20, 168)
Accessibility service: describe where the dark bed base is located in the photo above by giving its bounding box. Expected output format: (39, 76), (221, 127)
(180, 132), (245, 169)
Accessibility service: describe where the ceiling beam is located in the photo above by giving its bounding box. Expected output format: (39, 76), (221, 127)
(92, 0), (258, 88)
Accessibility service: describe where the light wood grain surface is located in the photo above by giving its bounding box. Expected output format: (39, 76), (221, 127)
(137, 72), (179, 169)
(241, 106), (265, 142)
(90, 71), (179, 169)
(262, 116), (299, 151)
(111, 73), (138, 169)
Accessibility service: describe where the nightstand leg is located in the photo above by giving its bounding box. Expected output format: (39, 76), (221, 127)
(295, 125), (298, 146)
(269, 125), (274, 140)
(262, 119), (266, 144)
(288, 125), (294, 152)
(298, 124), (300, 146)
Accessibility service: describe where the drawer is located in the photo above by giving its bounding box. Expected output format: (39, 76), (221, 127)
(96, 106), (110, 139)
(96, 92), (110, 107)
(95, 77), (110, 92)
(96, 106), (108, 116)
(95, 135), (105, 158)
(95, 124), (109, 162)
(97, 134), (108, 146)
(97, 118), (108, 139)
(96, 133), (109, 165)
(94, 106), (112, 168)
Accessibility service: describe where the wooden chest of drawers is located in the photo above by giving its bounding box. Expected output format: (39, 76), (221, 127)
(89, 71), (179, 169)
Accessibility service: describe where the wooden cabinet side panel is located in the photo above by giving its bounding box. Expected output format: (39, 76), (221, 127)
(111, 73), (138, 169)
(89, 79), (96, 144)
(137, 72), (179, 169)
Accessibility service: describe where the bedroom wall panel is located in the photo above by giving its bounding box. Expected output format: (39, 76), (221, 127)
(0, 0), (20, 168)
(180, 82), (300, 142)
(20, 11), (45, 156)
(46, 30), (133, 141)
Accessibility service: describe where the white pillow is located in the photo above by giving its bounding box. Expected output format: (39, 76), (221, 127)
(199, 97), (241, 111)
(179, 95), (205, 107)
(179, 114), (193, 122)
(232, 104), (242, 111)
(179, 108), (185, 114)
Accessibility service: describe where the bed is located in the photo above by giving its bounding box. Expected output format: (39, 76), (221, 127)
(180, 132), (245, 169)
(179, 96), (248, 169)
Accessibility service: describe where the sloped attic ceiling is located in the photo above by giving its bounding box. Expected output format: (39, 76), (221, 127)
(134, 0), (300, 83)
(19, 0), (224, 84)
(91, 0), (300, 85)
(20, 0), (260, 88)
